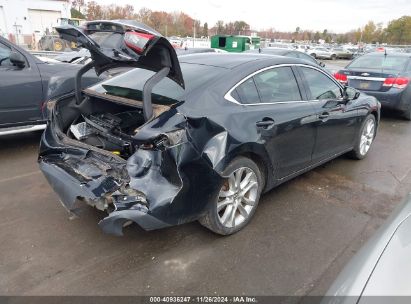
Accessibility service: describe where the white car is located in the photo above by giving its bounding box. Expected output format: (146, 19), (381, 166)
(267, 42), (293, 49)
(309, 47), (337, 60)
(294, 45), (310, 53)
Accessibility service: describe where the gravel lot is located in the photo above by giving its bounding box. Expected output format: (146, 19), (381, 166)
(1, 59), (411, 296)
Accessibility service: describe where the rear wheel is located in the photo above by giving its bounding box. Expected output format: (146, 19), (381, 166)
(199, 157), (263, 235)
(331, 54), (337, 60)
(310, 53), (317, 59)
(348, 114), (376, 160)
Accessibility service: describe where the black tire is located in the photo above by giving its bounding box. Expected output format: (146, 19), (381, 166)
(348, 114), (376, 160)
(331, 54), (337, 60)
(199, 157), (264, 235)
(310, 53), (317, 59)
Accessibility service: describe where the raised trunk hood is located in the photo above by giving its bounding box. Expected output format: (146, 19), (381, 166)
(55, 20), (184, 88)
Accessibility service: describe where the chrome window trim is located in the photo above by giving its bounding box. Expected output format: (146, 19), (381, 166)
(347, 76), (386, 81)
(224, 63), (341, 105)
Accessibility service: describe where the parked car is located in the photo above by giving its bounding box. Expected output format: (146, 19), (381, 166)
(0, 36), (99, 135)
(39, 20), (380, 237)
(54, 48), (90, 63)
(267, 42), (293, 49)
(310, 47), (337, 60)
(334, 52), (411, 119)
(325, 193), (411, 302)
(245, 47), (326, 67)
(332, 47), (354, 60)
(293, 44), (310, 52)
(245, 48), (343, 75)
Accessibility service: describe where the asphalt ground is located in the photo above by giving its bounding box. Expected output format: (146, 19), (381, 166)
(1, 59), (411, 296)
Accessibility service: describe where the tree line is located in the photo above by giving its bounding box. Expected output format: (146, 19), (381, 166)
(71, 1), (411, 44)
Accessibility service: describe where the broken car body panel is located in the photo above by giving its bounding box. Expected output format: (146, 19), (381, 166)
(38, 101), (223, 235)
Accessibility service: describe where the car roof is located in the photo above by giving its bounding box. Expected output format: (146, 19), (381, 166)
(176, 48), (216, 55)
(178, 53), (306, 69)
(363, 51), (411, 57)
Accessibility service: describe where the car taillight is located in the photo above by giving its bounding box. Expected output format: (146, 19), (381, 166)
(124, 31), (155, 54)
(333, 73), (348, 83)
(383, 77), (409, 89)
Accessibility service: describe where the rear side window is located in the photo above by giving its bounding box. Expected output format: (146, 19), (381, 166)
(300, 67), (342, 100)
(235, 78), (260, 104)
(91, 63), (225, 106)
(253, 67), (302, 103)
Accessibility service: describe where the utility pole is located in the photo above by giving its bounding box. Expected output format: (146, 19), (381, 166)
(13, 22), (19, 45)
(193, 20), (196, 48)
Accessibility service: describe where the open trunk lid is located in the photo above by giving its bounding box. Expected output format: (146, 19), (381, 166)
(55, 20), (184, 88)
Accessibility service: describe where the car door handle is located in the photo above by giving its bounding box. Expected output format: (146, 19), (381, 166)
(256, 118), (275, 129)
(318, 112), (330, 120)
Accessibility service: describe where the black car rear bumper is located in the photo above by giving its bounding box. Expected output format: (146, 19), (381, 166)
(39, 155), (171, 236)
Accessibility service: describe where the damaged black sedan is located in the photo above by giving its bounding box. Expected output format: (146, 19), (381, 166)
(39, 20), (380, 236)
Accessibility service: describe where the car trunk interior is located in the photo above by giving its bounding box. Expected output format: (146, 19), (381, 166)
(54, 93), (166, 159)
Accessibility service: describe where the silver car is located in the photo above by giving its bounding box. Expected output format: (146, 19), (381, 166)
(325, 193), (411, 303)
(332, 47), (354, 60)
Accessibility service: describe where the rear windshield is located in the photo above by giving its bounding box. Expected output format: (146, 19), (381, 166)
(348, 55), (409, 71)
(89, 63), (225, 105)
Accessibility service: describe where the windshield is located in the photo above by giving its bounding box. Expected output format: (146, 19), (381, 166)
(89, 62), (226, 105)
(348, 55), (409, 71)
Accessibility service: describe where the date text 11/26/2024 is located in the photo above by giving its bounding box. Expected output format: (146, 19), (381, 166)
(149, 296), (258, 303)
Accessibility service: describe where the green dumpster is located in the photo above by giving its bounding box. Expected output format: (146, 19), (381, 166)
(211, 35), (260, 52)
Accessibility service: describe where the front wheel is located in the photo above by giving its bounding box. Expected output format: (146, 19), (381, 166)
(199, 157), (263, 235)
(331, 54), (337, 60)
(348, 114), (376, 160)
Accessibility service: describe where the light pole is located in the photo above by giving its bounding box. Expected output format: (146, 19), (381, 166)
(193, 20), (196, 48)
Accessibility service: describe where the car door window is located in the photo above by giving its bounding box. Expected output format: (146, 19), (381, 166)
(0, 42), (12, 67)
(235, 77), (260, 104)
(300, 67), (342, 100)
(253, 67), (302, 103)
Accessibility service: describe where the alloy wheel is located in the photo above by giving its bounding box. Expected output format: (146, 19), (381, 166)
(217, 167), (259, 228)
(360, 118), (375, 156)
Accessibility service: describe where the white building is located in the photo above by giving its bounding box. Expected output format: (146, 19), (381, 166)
(0, 0), (71, 44)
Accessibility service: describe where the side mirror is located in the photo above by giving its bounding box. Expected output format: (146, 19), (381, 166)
(9, 51), (26, 68)
(342, 86), (360, 101)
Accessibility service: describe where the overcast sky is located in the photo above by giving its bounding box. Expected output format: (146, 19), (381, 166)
(96, 0), (411, 33)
